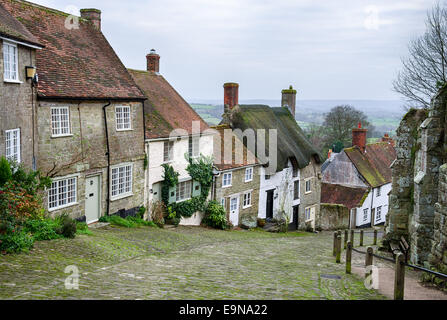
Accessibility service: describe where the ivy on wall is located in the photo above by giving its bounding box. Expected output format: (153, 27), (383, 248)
(161, 154), (214, 225)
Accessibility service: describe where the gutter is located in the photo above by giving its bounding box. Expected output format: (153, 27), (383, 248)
(103, 101), (112, 216)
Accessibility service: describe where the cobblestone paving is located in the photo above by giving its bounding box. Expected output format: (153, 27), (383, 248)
(0, 226), (387, 300)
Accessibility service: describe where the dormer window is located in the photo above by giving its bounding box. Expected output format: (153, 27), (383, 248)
(3, 42), (18, 82)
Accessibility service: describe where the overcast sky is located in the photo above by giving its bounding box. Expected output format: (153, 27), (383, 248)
(33, 0), (436, 101)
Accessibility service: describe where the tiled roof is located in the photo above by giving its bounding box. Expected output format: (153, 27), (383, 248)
(128, 69), (210, 139)
(344, 142), (396, 188)
(2, 0), (145, 100)
(228, 105), (321, 172)
(321, 183), (369, 209)
(0, 2), (41, 47)
(211, 124), (260, 171)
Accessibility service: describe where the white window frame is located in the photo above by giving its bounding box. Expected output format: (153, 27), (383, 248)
(51, 107), (71, 137)
(176, 180), (192, 202)
(110, 163), (133, 200)
(243, 191), (252, 208)
(376, 186), (381, 197)
(305, 207), (312, 221)
(222, 172), (232, 188)
(48, 175), (78, 211)
(5, 128), (20, 163)
(115, 106), (131, 131)
(363, 208), (368, 222)
(3, 41), (19, 82)
(305, 178), (312, 194)
(188, 136), (200, 158)
(376, 206), (382, 221)
(163, 141), (174, 163)
(245, 167), (253, 182)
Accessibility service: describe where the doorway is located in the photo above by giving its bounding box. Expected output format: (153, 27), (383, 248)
(229, 196), (239, 226)
(85, 175), (100, 224)
(289, 205), (299, 231)
(266, 189), (274, 220)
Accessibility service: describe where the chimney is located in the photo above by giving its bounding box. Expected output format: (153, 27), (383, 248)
(224, 82), (239, 113)
(146, 49), (160, 73)
(381, 133), (395, 147)
(281, 85), (297, 117)
(80, 8), (101, 30)
(352, 122), (368, 153)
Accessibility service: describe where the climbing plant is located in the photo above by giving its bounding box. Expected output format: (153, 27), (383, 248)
(161, 154), (214, 225)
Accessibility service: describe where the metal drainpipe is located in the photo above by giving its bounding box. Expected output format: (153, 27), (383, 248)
(103, 101), (112, 216)
(370, 187), (374, 228)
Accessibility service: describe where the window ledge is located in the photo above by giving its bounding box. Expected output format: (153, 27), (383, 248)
(116, 128), (133, 132)
(162, 160), (174, 165)
(222, 185), (232, 189)
(176, 198), (192, 203)
(242, 205), (252, 209)
(305, 191), (312, 195)
(245, 179), (253, 183)
(111, 193), (133, 202)
(51, 134), (73, 139)
(4, 79), (23, 84)
(48, 202), (78, 212)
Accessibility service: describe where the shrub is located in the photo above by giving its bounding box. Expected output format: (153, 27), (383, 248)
(137, 206), (146, 219)
(24, 219), (62, 241)
(100, 215), (157, 228)
(56, 214), (77, 239)
(0, 157), (12, 187)
(75, 222), (92, 235)
(203, 201), (227, 230)
(0, 230), (34, 254)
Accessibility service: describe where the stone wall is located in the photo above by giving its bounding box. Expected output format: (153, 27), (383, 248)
(428, 164), (447, 273)
(319, 204), (349, 230)
(215, 166), (261, 228)
(37, 100), (145, 220)
(300, 157), (322, 230)
(0, 41), (37, 168)
(385, 109), (428, 243)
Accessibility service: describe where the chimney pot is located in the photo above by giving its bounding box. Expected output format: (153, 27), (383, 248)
(146, 50), (160, 73)
(281, 85), (297, 117)
(224, 82), (239, 112)
(80, 8), (101, 30)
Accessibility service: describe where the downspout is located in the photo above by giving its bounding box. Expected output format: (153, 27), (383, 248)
(370, 187), (374, 228)
(103, 101), (112, 216)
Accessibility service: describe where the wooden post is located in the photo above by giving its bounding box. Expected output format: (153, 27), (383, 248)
(360, 230), (364, 246)
(344, 230), (348, 249)
(333, 232), (337, 257)
(346, 241), (352, 274)
(336, 234), (342, 263)
(373, 229), (378, 245)
(394, 253), (405, 300)
(350, 229), (355, 248)
(365, 246), (373, 279)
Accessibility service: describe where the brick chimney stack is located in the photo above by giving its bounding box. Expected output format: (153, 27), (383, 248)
(146, 49), (160, 73)
(80, 8), (101, 30)
(281, 85), (297, 117)
(381, 133), (395, 146)
(352, 122), (367, 153)
(224, 83), (239, 113)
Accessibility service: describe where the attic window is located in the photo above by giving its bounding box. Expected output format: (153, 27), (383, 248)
(116, 106), (131, 131)
(189, 136), (200, 158)
(3, 42), (18, 82)
(163, 141), (174, 162)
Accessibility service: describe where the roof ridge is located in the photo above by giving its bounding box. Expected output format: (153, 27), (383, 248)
(9, 0), (73, 17)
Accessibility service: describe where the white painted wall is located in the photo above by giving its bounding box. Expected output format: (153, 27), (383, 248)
(145, 134), (214, 226)
(353, 183), (391, 227)
(258, 160), (300, 224)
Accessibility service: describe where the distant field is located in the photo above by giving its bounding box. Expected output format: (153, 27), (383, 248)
(190, 102), (402, 136)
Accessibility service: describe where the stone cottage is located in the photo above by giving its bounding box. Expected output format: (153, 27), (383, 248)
(385, 85), (447, 271)
(211, 124), (262, 228)
(321, 125), (396, 228)
(2, 0), (147, 223)
(0, 2), (43, 169)
(128, 52), (214, 226)
(220, 83), (322, 231)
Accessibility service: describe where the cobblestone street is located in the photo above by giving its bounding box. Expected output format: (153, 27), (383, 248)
(0, 226), (386, 300)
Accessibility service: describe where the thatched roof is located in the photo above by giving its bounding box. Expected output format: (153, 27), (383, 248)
(229, 105), (321, 172)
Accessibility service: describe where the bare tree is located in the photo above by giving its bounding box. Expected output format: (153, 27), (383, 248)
(393, 2), (447, 109)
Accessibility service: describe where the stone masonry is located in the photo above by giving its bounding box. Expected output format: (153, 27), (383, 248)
(386, 85), (447, 268)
